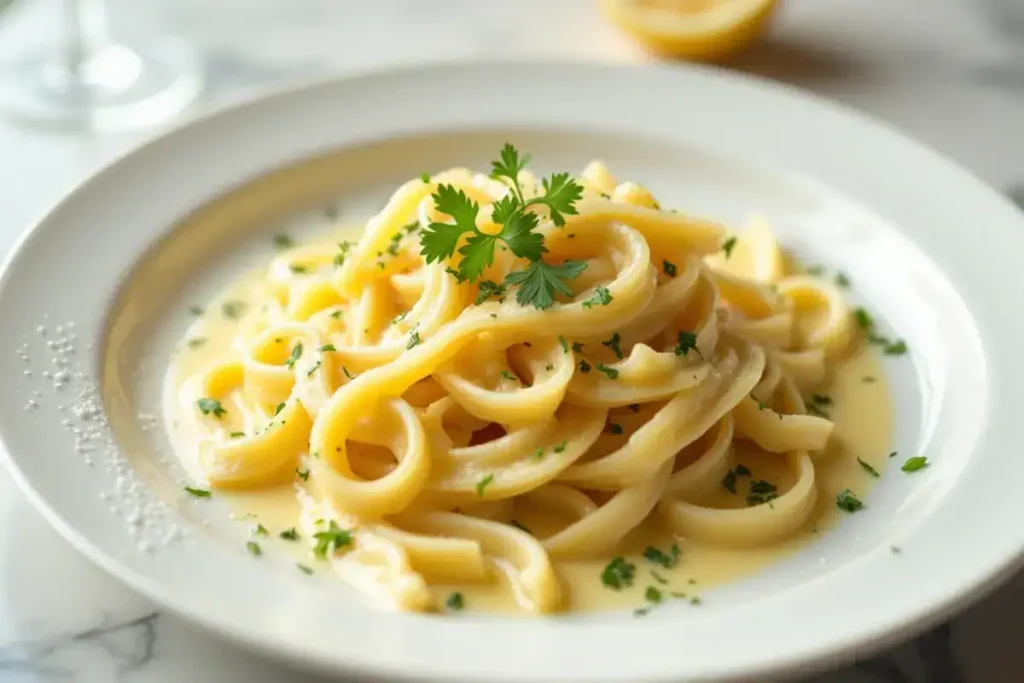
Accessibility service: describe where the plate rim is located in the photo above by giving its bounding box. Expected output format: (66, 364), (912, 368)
(1, 58), (1023, 682)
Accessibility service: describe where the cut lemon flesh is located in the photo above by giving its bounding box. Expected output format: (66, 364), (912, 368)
(600, 0), (780, 61)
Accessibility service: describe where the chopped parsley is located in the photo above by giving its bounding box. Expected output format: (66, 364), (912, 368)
(572, 342), (585, 353)
(475, 279), (506, 305)
(675, 331), (700, 357)
(188, 305), (203, 316)
(445, 592), (465, 611)
(274, 402), (286, 416)
(835, 272), (851, 288)
(297, 563), (314, 575)
(857, 458), (880, 478)
(186, 337), (206, 349)
(252, 524), (268, 536)
(319, 344), (336, 352)
(285, 342), (303, 369)
(643, 544), (681, 569)
(296, 468), (310, 481)
(196, 398), (226, 419)
(499, 370), (517, 381)
(420, 172), (431, 183)
(645, 586), (663, 604)
(746, 480), (778, 506)
(280, 527), (300, 541)
(662, 260), (678, 277)
(273, 234), (293, 249)
(579, 360), (592, 373)
(602, 332), (624, 359)
(901, 455), (929, 473)
(183, 486), (211, 498)
(582, 285), (613, 308)
(306, 360), (321, 377)
(553, 440), (567, 453)
(600, 556), (636, 590)
(230, 431), (245, 438)
(312, 520), (352, 558)
(721, 236), (737, 258)
(289, 264), (309, 274)
(475, 473), (494, 498)
(854, 307), (874, 330)
(559, 335), (569, 353)
(407, 331), (421, 349)
(608, 422), (624, 435)
(246, 541), (262, 557)
(596, 363), (619, 379)
(836, 489), (864, 512)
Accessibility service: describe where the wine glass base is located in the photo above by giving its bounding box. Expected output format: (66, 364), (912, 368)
(0, 37), (202, 131)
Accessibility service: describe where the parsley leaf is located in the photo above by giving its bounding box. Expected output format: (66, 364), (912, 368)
(420, 184), (479, 264)
(445, 591), (465, 611)
(284, 342), (303, 369)
(531, 172), (583, 226)
(901, 455), (929, 472)
(643, 544), (681, 569)
(595, 363), (619, 379)
(491, 143), (530, 193)
(663, 260), (677, 277)
(475, 473), (494, 498)
(601, 557), (636, 590)
(505, 259), (587, 309)
(475, 279), (505, 305)
(675, 331), (700, 357)
(581, 285), (612, 308)
(602, 332), (624, 359)
(498, 209), (545, 259)
(836, 489), (864, 512)
(312, 520), (352, 558)
(184, 485), (211, 498)
(196, 398), (226, 419)
(722, 237), (737, 258)
(858, 458), (880, 478)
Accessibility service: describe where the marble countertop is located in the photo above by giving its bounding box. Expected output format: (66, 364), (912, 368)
(1, 0), (1023, 681)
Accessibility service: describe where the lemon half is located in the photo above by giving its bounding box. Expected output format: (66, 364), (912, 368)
(600, 0), (779, 61)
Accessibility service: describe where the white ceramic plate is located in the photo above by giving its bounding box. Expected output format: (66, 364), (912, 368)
(1, 61), (1021, 683)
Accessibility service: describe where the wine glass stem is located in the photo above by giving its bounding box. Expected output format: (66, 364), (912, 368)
(60, 0), (110, 81)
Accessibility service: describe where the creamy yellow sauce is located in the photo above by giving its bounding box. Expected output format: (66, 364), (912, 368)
(164, 227), (892, 615)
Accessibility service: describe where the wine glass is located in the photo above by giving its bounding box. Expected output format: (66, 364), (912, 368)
(0, 0), (202, 130)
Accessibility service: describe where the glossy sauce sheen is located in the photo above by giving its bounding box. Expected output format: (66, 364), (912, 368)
(165, 228), (893, 615)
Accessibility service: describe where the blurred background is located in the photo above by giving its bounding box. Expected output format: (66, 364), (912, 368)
(1, 1), (1024, 681)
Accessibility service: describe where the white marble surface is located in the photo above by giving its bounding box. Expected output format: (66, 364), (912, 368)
(1, 0), (1024, 681)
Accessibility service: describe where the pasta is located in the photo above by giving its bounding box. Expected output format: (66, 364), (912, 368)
(170, 148), (875, 615)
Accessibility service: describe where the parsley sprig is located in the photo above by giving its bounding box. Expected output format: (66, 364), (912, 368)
(419, 144), (587, 309)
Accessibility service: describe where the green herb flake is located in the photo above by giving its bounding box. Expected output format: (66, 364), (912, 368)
(246, 541), (262, 557)
(446, 591), (465, 611)
(189, 305), (203, 316)
(608, 422), (624, 435)
(582, 285), (613, 309)
(835, 272), (851, 288)
(663, 260), (678, 277)
(289, 264), (309, 274)
(722, 237), (737, 258)
(600, 556), (636, 590)
(273, 234), (293, 249)
(643, 544), (680, 569)
(836, 488), (864, 512)
(186, 337), (207, 349)
(901, 456), (929, 473)
(407, 331), (421, 350)
(196, 398), (226, 419)
(420, 172), (431, 184)
(596, 363), (619, 379)
(579, 360), (591, 373)
(183, 485), (211, 498)
(475, 473), (495, 498)
(553, 440), (567, 454)
(319, 344), (336, 352)
(675, 331), (700, 357)
(252, 524), (268, 536)
(645, 586), (663, 604)
(601, 332), (624, 359)
(297, 563), (314, 575)
(296, 468), (310, 481)
(499, 369), (517, 381)
(858, 458), (880, 478)
(285, 342), (303, 369)
(312, 520), (352, 558)
(280, 527), (300, 541)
